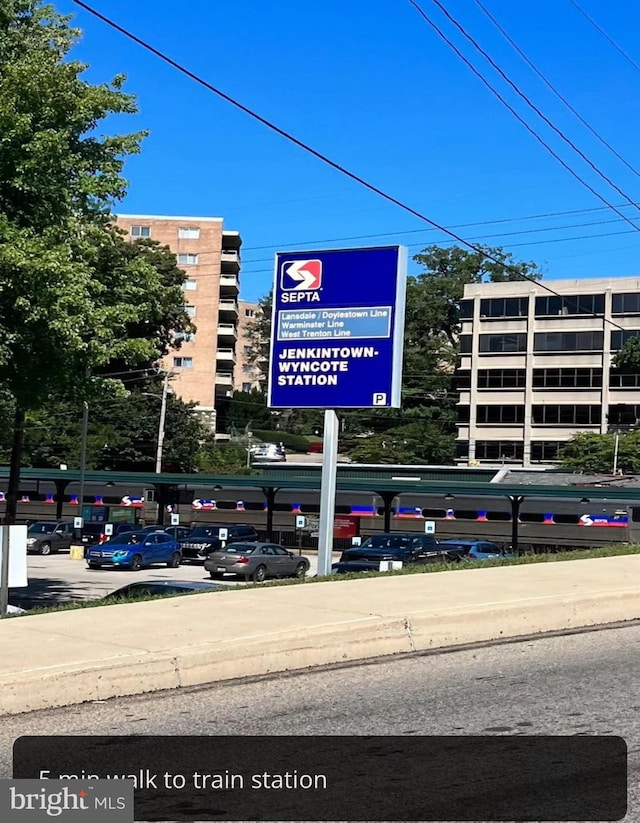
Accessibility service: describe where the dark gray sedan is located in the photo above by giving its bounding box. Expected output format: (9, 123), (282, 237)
(204, 542), (310, 583)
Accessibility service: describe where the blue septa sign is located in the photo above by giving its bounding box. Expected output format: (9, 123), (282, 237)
(268, 246), (407, 409)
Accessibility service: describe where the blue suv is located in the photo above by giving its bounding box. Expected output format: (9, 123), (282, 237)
(86, 531), (182, 571)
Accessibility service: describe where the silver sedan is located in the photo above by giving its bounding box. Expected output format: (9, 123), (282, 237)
(204, 542), (309, 583)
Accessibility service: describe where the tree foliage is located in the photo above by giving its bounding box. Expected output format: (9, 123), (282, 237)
(0, 2), (191, 519)
(613, 337), (640, 374)
(560, 432), (640, 475)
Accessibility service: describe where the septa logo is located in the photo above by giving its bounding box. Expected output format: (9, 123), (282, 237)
(281, 260), (322, 291)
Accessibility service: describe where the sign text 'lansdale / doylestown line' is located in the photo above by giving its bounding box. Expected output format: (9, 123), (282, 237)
(277, 346), (378, 386)
(276, 307), (392, 341)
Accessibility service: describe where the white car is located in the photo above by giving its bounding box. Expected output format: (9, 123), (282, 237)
(251, 443), (286, 462)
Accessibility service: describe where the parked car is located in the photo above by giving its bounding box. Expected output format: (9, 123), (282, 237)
(81, 522), (139, 551)
(138, 525), (192, 541)
(204, 542), (309, 583)
(179, 524), (259, 562)
(86, 531), (182, 571)
(26, 521), (75, 555)
(251, 443), (286, 463)
(332, 533), (448, 574)
(101, 580), (225, 601)
(437, 539), (513, 561)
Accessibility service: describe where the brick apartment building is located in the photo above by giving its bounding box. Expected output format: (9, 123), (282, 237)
(116, 214), (242, 432)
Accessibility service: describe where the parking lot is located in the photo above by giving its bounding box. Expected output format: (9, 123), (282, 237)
(10, 551), (327, 610)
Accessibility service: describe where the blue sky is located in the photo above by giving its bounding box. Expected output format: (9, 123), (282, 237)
(58, 0), (640, 301)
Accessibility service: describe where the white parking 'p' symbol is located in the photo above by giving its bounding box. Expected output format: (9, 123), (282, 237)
(373, 393), (387, 405)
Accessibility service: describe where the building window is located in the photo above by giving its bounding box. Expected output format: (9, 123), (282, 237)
(242, 382), (253, 392)
(454, 370), (471, 389)
(534, 331), (604, 352)
(182, 279), (197, 291)
(478, 333), (526, 353)
(458, 300), (474, 319)
(245, 308), (255, 318)
(459, 335), (472, 354)
(532, 405), (601, 425)
(535, 294), (604, 317)
(477, 369), (526, 389)
(173, 357), (193, 368)
(612, 293), (640, 315)
(530, 441), (562, 462)
(611, 329), (640, 351)
(457, 405), (470, 423)
(608, 404), (640, 426)
(130, 225), (151, 238)
(532, 368), (602, 389)
(185, 305), (196, 317)
(455, 440), (470, 459)
(475, 441), (524, 461)
(177, 253), (199, 266)
(610, 369), (640, 388)
(479, 297), (529, 318)
(476, 405), (525, 424)
(178, 227), (200, 239)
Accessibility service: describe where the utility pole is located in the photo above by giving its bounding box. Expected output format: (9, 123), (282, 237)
(155, 372), (169, 474)
(75, 401), (89, 540)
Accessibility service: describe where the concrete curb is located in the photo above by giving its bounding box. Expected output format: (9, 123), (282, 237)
(1, 576), (639, 716)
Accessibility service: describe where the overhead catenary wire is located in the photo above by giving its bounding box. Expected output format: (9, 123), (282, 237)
(409, 0), (640, 223)
(70, 0), (631, 333)
(568, 0), (640, 76)
(472, 0), (640, 180)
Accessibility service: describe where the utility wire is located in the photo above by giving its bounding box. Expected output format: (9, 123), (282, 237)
(70, 0), (630, 333)
(568, 0), (640, 76)
(473, 0), (640, 180)
(411, 0), (640, 221)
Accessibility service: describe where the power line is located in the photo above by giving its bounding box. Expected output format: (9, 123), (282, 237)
(473, 0), (640, 180)
(568, 0), (640, 76)
(70, 0), (630, 333)
(410, 0), (640, 223)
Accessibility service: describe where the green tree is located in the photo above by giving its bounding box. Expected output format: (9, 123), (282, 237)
(0, 2), (190, 521)
(613, 337), (640, 373)
(560, 432), (640, 475)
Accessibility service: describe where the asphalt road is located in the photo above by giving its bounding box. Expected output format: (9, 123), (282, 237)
(0, 624), (637, 819)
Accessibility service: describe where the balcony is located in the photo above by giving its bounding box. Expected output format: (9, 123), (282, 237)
(215, 371), (234, 386)
(216, 348), (237, 364)
(217, 323), (238, 341)
(218, 298), (239, 317)
(220, 273), (240, 294)
(221, 250), (241, 271)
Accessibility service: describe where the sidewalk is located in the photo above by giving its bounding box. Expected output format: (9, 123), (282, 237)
(1, 555), (639, 716)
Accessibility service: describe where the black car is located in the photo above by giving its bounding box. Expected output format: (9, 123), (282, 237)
(332, 533), (449, 574)
(178, 524), (259, 561)
(138, 525), (193, 541)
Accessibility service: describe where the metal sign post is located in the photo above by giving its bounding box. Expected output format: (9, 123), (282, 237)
(267, 246), (407, 578)
(295, 515), (306, 555)
(0, 525), (9, 616)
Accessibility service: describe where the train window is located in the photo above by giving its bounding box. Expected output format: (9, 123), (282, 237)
(485, 511), (511, 521)
(631, 508), (640, 523)
(519, 512), (545, 523)
(554, 513), (580, 525)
